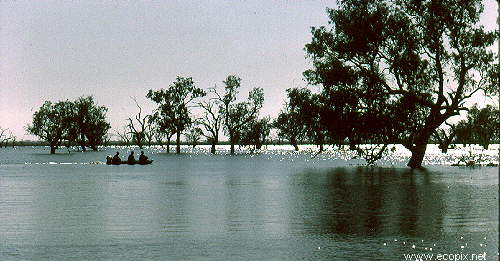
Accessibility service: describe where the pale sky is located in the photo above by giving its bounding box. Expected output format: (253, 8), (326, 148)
(1, 0), (498, 140)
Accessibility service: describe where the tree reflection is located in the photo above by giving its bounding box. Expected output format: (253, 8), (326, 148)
(290, 167), (445, 237)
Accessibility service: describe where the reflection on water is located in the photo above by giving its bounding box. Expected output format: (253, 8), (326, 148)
(290, 168), (449, 237)
(0, 147), (497, 260)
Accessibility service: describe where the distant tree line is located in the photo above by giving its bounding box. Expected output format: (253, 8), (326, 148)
(25, 0), (498, 169)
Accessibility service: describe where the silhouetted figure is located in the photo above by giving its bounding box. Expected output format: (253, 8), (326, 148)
(138, 151), (148, 164)
(127, 151), (136, 165)
(106, 156), (112, 164)
(112, 152), (121, 164)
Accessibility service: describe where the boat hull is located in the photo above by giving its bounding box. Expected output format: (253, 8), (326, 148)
(106, 159), (153, 165)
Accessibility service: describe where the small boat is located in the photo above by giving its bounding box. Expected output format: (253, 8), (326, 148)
(106, 156), (153, 165)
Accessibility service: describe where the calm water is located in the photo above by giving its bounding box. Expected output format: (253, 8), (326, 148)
(0, 145), (498, 260)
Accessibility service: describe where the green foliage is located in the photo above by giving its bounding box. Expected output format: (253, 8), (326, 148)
(27, 101), (67, 153)
(27, 97), (110, 154)
(274, 98), (305, 151)
(186, 126), (204, 148)
(286, 88), (328, 152)
(454, 104), (500, 149)
(240, 116), (271, 151)
(303, 0), (497, 167)
(73, 96), (111, 150)
(219, 75), (264, 154)
(147, 76), (206, 153)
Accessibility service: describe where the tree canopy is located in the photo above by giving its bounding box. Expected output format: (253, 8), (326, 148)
(218, 75), (265, 154)
(304, 0), (497, 168)
(147, 76), (206, 154)
(74, 96), (111, 151)
(27, 97), (110, 154)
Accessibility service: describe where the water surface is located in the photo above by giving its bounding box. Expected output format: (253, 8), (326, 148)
(0, 146), (497, 260)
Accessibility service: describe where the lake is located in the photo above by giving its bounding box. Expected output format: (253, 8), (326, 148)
(0, 145), (498, 260)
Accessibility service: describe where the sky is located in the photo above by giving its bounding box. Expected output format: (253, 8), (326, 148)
(1, 0), (498, 140)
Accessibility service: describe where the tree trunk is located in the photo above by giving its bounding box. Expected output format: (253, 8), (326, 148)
(229, 133), (235, 154)
(438, 144), (448, 153)
(230, 143), (235, 154)
(210, 136), (218, 154)
(316, 133), (325, 153)
(91, 145), (98, 151)
(211, 142), (216, 154)
(50, 146), (56, 154)
(166, 137), (171, 153)
(407, 143), (427, 169)
(176, 132), (181, 154)
(290, 137), (299, 151)
(80, 133), (86, 151)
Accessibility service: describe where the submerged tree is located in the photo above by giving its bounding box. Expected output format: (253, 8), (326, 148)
(219, 75), (264, 154)
(467, 104), (499, 149)
(287, 88), (329, 153)
(147, 76), (206, 154)
(240, 116), (271, 151)
(198, 87), (223, 154)
(304, 0), (497, 168)
(27, 101), (74, 154)
(27, 98), (111, 153)
(126, 98), (150, 149)
(0, 127), (16, 148)
(185, 126), (203, 148)
(274, 99), (305, 151)
(148, 112), (176, 153)
(453, 104), (500, 149)
(73, 96), (111, 151)
(114, 125), (132, 147)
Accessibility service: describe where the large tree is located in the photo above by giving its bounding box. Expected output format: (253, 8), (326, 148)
(73, 96), (111, 151)
(27, 101), (74, 154)
(304, 0), (497, 168)
(147, 76), (206, 154)
(240, 116), (271, 151)
(219, 75), (264, 154)
(27, 98), (110, 153)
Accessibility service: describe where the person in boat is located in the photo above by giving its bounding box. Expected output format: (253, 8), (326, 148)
(138, 151), (148, 164)
(127, 151), (136, 164)
(112, 152), (121, 164)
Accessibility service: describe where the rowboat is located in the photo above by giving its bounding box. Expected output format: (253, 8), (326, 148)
(106, 156), (153, 165)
